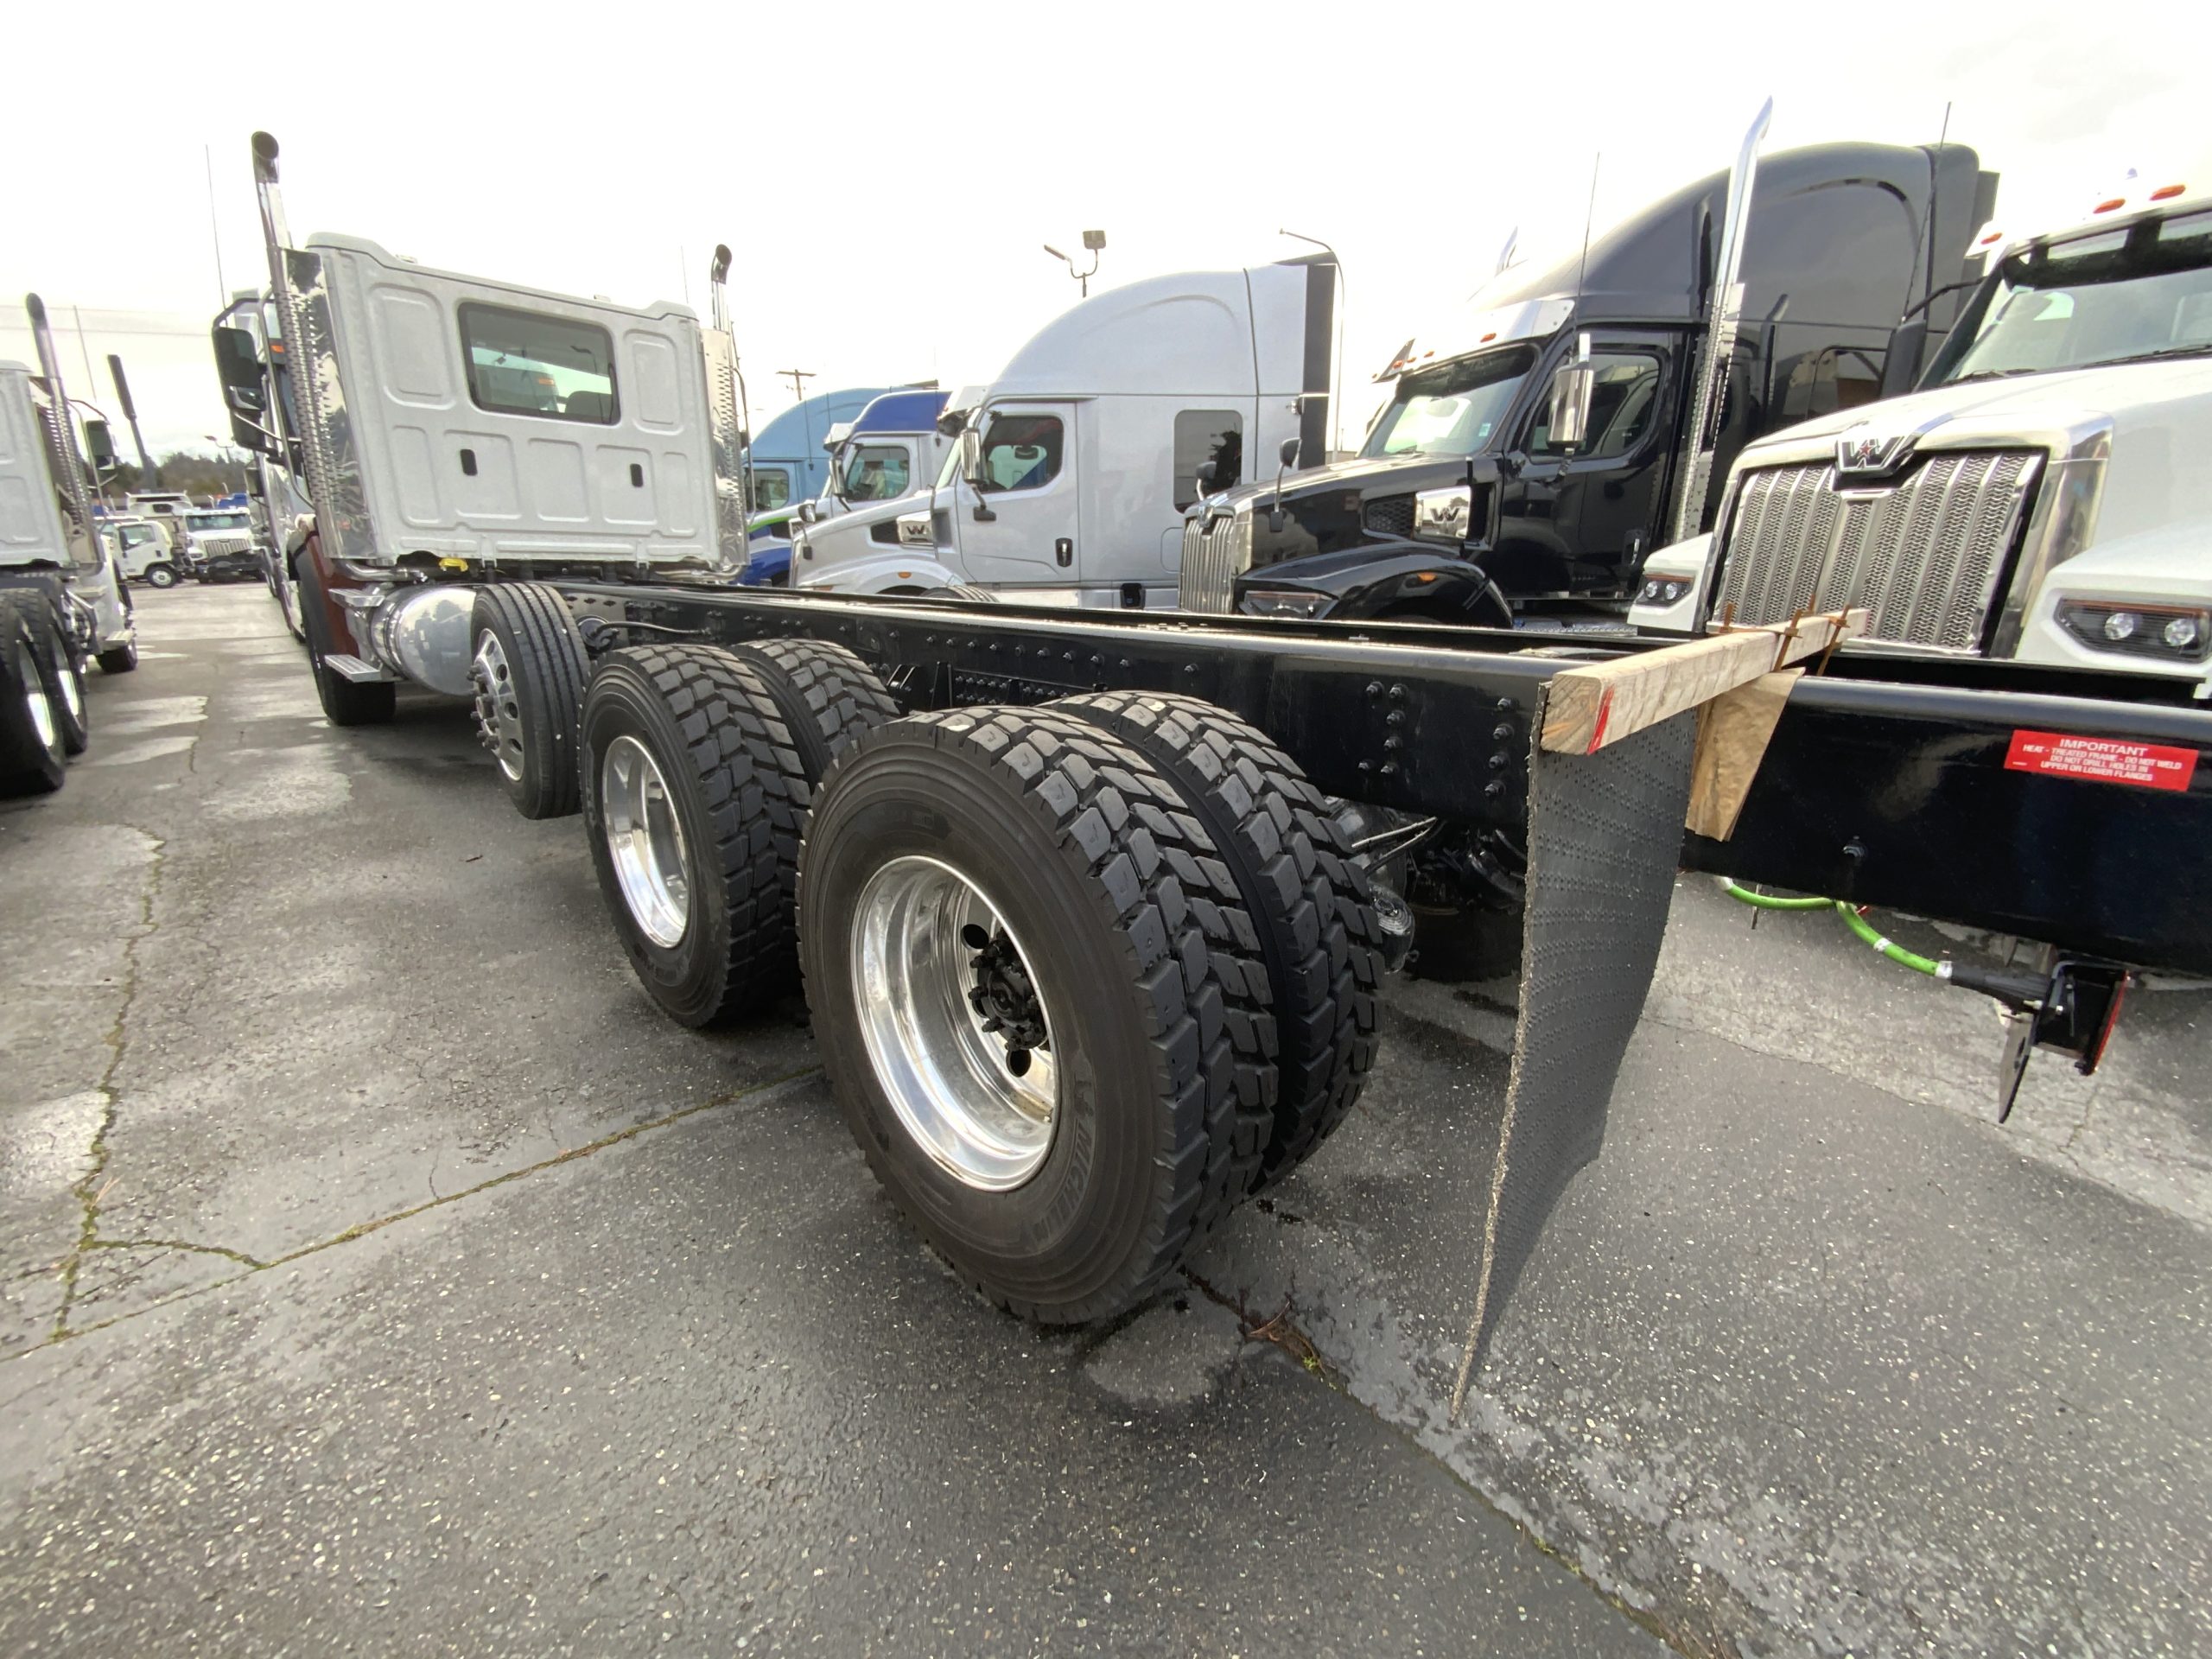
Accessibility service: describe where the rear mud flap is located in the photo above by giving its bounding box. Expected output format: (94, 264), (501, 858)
(1451, 705), (1695, 1416)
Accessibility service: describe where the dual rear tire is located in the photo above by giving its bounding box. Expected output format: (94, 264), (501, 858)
(579, 644), (1382, 1322)
(0, 596), (67, 797)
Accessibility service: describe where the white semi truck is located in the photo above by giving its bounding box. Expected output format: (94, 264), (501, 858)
(1632, 179), (2212, 696)
(791, 259), (1334, 606)
(225, 133), (753, 817)
(0, 298), (141, 794)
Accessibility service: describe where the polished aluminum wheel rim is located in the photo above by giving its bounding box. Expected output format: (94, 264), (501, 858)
(850, 855), (1058, 1191)
(471, 630), (526, 782)
(601, 735), (690, 948)
(57, 656), (82, 724)
(18, 646), (55, 753)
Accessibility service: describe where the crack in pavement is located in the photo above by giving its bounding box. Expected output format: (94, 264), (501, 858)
(49, 827), (168, 1341)
(8, 1065), (823, 1364)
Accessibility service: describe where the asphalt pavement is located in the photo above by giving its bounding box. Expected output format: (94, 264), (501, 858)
(1, 583), (2203, 1657)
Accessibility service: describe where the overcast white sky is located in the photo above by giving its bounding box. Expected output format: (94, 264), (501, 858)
(4, 0), (2208, 457)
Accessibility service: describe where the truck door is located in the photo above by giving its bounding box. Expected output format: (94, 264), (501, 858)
(952, 404), (1078, 588)
(1496, 333), (1675, 597)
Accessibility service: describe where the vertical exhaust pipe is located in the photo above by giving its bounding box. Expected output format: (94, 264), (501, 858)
(1669, 99), (1772, 547)
(23, 295), (101, 557)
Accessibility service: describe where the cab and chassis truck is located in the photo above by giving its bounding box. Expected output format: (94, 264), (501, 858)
(240, 132), (2212, 1368)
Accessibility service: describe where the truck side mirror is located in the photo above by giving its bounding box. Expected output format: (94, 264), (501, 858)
(1195, 460), (1217, 491)
(961, 427), (995, 521)
(213, 326), (265, 406)
(1278, 436), (1301, 469)
(82, 419), (118, 472)
(1878, 319), (1929, 398)
(1547, 334), (1597, 452)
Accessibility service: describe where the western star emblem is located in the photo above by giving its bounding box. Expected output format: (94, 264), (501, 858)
(1834, 424), (1913, 478)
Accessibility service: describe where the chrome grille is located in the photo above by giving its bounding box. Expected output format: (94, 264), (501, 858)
(1177, 508), (1251, 613)
(1363, 493), (1415, 538)
(1713, 449), (2042, 653)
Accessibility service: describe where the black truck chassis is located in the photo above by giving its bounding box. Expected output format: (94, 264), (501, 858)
(567, 582), (2212, 979)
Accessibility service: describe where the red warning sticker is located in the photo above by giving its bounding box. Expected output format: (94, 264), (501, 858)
(2005, 729), (2198, 792)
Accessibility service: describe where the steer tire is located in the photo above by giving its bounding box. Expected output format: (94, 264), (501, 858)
(0, 598), (67, 797)
(798, 706), (1277, 1323)
(1054, 691), (1383, 1187)
(581, 645), (810, 1027)
(94, 639), (138, 675)
(16, 598), (89, 755)
(724, 639), (900, 786)
(471, 582), (591, 819)
(144, 563), (179, 589)
(297, 545), (395, 726)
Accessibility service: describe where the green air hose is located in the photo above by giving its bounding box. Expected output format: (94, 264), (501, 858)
(1716, 877), (1948, 977)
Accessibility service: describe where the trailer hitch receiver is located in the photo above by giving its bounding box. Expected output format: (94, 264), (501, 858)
(1970, 957), (2132, 1123)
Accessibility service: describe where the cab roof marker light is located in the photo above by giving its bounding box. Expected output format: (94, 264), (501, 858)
(2150, 183), (2186, 200)
(2093, 197), (2127, 214)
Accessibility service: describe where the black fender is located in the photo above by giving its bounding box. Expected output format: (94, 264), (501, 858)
(1231, 541), (1512, 626)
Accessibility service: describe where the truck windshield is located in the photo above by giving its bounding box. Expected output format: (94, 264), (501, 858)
(188, 512), (250, 530)
(1360, 346), (1535, 459)
(1934, 207), (2212, 384)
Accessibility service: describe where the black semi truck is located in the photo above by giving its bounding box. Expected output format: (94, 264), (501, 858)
(1180, 106), (1999, 627)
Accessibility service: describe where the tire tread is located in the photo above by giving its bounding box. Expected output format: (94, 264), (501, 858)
(1054, 691), (1382, 1183)
(802, 704), (1277, 1320)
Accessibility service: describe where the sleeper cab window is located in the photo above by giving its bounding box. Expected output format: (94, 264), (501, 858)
(978, 413), (1064, 493)
(1173, 409), (1243, 510)
(458, 302), (620, 425)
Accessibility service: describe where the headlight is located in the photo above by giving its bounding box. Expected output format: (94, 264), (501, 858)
(1413, 485), (1472, 542)
(1240, 587), (1329, 620)
(1639, 575), (1693, 606)
(2057, 601), (2211, 663)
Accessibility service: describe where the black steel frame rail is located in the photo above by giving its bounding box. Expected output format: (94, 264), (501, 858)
(567, 585), (2212, 975)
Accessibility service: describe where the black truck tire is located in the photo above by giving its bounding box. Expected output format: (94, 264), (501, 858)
(470, 582), (591, 819)
(94, 639), (138, 675)
(1054, 691), (1383, 1186)
(16, 595), (89, 755)
(798, 706), (1277, 1322)
(144, 563), (179, 589)
(297, 547), (395, 726)
(0, 598), (67, 797)
(580, 645), (810, 1027)
(724, 639), (900, 785)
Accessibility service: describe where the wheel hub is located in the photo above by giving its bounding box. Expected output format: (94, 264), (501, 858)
(601, 734), (690, 948)
(470, 630), (526, 783)
(963, 924), (1049, 1073)
(851, 856), (1060, 1190)
(17, 646), (54, 753)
